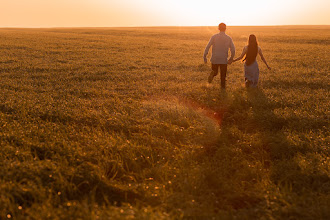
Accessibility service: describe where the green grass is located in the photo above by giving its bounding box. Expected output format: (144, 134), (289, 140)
(0, 26), (329, 219)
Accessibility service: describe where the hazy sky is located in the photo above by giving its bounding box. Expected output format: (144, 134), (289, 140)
(1, 0), (329, 27)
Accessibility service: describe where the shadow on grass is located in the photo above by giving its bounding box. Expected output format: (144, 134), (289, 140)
(262, 79), (329, 90)
(246, 88), (329, 218)
(246, 89), (327, 183)
(181, 86), (329, 218)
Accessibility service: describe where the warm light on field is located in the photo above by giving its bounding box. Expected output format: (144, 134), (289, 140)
(0, 0), (329, 27)
(0, 21), (329, 220)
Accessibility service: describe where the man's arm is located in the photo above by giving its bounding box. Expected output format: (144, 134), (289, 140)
(203, 36), (213, 64)
(228, 38), (236, 64)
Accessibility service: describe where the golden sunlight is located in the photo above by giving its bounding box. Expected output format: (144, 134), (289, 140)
(0, 0), (329, 27)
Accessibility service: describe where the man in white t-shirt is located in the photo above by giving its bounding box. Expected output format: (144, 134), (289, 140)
(203, 23), (235, 89)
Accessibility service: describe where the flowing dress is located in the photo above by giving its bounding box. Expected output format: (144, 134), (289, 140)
(242, 46), (261, 88)
(244, 60), (259, 87)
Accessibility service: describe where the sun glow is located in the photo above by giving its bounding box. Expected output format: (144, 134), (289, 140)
(95, 0), (330, 26)
(0, 0), (329, 27)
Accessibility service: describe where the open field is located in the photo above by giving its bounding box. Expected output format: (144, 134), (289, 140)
(0, 26), (329, 219)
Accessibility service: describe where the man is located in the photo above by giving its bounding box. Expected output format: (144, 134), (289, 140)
(203, 23), (235, 89)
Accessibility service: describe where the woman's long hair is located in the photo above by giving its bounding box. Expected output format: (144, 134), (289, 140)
(243, 34), (258, 66)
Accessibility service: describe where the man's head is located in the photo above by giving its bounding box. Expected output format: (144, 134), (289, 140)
(218, 23), (226, 32)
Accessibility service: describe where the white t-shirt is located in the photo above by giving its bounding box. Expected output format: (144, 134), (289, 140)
(204, 32), (235, 64)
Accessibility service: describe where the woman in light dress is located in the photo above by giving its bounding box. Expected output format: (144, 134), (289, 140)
(233, 34), (271, 88)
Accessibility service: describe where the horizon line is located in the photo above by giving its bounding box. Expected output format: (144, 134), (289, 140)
(0, 24), (330, 29)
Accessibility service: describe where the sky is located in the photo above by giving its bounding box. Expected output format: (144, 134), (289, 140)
(1, 0), (329, 27)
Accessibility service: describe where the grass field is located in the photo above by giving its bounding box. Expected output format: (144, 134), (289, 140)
(0, 26), (329, 219)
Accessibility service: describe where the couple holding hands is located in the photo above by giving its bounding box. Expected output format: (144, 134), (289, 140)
(203, 23), (271, 88)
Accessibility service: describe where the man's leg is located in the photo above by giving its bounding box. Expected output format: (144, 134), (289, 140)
(219, 64), (227, 88)
(208, 64), (219, 83)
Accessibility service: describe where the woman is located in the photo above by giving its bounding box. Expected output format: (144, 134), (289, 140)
(233, 34), (271, 88)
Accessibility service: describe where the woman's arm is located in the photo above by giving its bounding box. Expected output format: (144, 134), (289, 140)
(233, 47), (247, 62)
(258, 48), (271, 70)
